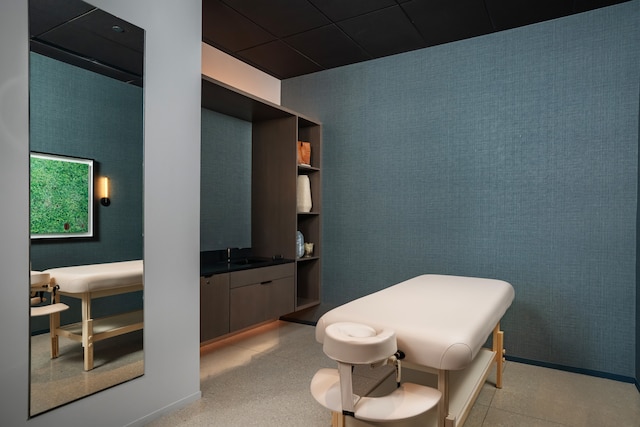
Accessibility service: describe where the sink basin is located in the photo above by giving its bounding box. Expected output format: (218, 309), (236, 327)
(230, 257), (269, 266)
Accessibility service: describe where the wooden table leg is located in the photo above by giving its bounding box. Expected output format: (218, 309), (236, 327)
(492, 323), (505, 389)
(49, 289), (60, 359)
(438, 369), (450, 427)
(331, 411), (345, 427)
(81, 294), (94, 371)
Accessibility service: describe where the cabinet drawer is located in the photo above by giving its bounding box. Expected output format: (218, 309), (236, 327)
(229, 276), (294, 332)
(229, 263), (294, 288)
(265, 276), (294, 320)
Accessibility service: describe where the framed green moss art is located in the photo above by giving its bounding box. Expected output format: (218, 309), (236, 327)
(30, 152), (94, 239)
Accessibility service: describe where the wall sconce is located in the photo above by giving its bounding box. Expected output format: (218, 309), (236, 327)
(100, 176), (111, 206)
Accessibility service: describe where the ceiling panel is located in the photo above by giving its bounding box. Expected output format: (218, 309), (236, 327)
(484, 0), (574, 31)
(29, 0), (95, 36)
(402, 0), (494, 47)
(237, 40), (324, 79)
(284, 24), (372, 69)
(308, 0), (397, 21)
(222, 0), (330, 37)
(71, 9), (144, 53)
(574, 0), (627, 12)
(337, 5), (425, 58)
(202, 0), (275, 52)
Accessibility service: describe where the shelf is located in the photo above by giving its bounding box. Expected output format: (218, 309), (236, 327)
(295, 255), (320, 311)
(295, 297), (320, 311)
(57, 310), (143, 342)
(297, 211), (319, 215)
(202, 75), (294, 122)
(298, 164), (320, 172)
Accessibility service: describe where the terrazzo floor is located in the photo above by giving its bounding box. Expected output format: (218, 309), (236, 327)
(149, 320), (640, 427)
(29, 329), (144, 416)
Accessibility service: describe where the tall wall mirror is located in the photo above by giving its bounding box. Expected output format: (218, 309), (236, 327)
(28, 0), (144, 416)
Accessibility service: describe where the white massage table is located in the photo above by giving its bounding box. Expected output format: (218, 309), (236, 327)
(44, 260), (144, 371)
(315, 274), (515, 427)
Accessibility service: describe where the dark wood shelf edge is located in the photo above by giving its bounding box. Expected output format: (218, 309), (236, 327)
(295, 299), (320, 311)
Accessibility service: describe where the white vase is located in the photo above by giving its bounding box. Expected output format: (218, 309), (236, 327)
(297, 175), (312, 213)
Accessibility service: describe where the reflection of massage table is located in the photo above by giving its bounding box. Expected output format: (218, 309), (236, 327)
(44, 260), (144, 371)
(315, 274), (515, 427)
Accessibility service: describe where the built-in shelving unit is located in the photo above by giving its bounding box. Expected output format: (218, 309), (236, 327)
(295, 119), (321, 310)
(201, 75), (321, 314)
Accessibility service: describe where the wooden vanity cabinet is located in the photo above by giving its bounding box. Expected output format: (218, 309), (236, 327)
(200, 273), (230, 342)
(229, 263), (295, 332)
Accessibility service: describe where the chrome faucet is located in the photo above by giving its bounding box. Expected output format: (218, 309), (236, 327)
(226, 247), (238, 263)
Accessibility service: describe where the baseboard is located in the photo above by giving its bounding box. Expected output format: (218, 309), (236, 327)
(280, 302), (338, 326)
(280, 315), (316, 326)
(506, 355), (636, 385)
(125, 390), (201, 427)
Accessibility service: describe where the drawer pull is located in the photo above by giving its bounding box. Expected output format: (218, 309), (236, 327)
(260, 280), (272, 285)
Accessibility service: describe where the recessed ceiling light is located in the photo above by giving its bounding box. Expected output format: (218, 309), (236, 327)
(112, 25), (124, 33)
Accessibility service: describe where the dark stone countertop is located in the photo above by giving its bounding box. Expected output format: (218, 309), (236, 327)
(200, 249), (294, 277)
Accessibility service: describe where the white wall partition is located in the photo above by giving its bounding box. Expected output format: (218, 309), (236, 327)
(0, 0), (202, 425)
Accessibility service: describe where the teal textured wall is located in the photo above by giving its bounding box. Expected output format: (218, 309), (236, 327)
(200, 108), (251, 251)
(282, 3), (639, 378)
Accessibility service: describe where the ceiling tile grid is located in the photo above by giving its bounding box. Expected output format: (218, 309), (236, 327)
(30, 0), (144, 85)
(27, 0), (634, 83)
(200, 0), (631, 79)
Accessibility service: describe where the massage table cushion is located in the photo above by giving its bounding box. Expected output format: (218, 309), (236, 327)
(316, 274), (515, 371)
(44, 260), (143, 293)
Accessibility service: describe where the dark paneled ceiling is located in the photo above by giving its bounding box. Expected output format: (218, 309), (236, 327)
(27, 0), (630, 85)
(29, 0), (144, 86)
(203, 0), (630, 80)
